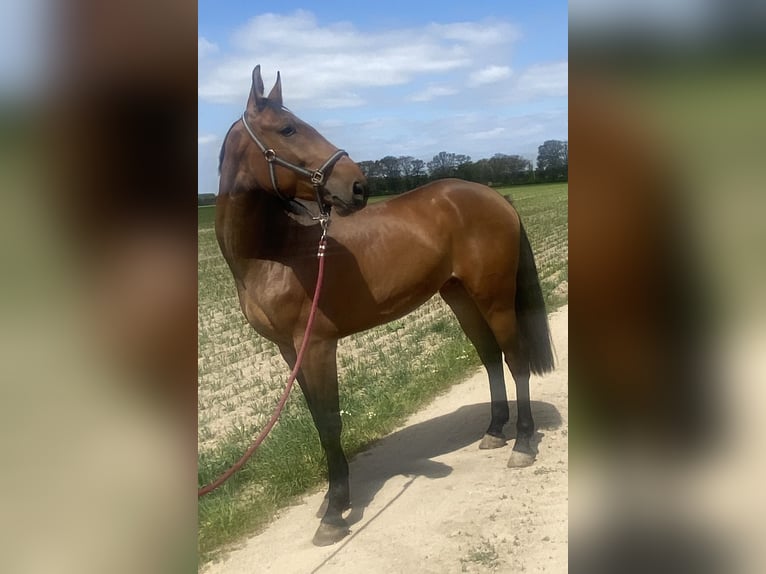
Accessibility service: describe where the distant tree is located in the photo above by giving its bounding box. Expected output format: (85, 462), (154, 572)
(398, 156), (416, 179)
(427, 151), (471, 179)
(455, 160), (479, 182)
(427, 151), (451, 178)
(536, 140), (568, 181)
(406, 158), (428, 188)
(198, 193), (217, 206)
(359, 140), (563, 198)
(397, 156), (426, 190)
(372, 155), (401, 193)
(472, 158), (491, 184)
(507, 155), (534, 184)
(358, 160), (387, 195)
(485, 154), (532, 185)
(357, 160), (379, 179)
(379, 156), (400, 179)
(410, 158), (426, 178)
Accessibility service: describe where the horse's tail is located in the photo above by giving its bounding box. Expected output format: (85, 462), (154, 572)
(515, 220), (555, 375)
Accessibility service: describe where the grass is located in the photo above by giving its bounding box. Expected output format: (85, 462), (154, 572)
(461, 538), (501, 571)
(198, 182), (567, 563)
(198, 204), (216, 228)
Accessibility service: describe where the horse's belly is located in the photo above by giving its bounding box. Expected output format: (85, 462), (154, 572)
(331, 267), (448, 337)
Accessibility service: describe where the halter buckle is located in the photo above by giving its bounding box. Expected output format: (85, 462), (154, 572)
(310, 170), (325, 185)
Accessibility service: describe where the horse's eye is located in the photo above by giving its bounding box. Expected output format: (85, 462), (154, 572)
(279, 125), (296, 137)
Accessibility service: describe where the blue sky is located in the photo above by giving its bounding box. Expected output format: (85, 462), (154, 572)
(198, 1), (568, 194)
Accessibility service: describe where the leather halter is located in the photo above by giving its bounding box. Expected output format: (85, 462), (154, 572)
(241, 111), (347, 219)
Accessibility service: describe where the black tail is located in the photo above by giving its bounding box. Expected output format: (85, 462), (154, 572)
(515, 221), (555, 375)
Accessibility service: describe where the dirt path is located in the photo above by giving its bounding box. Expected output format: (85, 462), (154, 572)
(203, 306), (568, 574)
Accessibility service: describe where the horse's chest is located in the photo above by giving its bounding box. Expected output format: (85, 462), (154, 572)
(236, 283), (301, 345)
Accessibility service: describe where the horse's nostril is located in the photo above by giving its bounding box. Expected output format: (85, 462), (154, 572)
(353, 181), (368, 199)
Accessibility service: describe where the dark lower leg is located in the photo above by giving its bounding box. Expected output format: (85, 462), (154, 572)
(316, 412), (350, 521)
(512, 370), (535, 455)
(480, 307), (536, 465)
(439, 282), (508, 439)
(486, 360), (509, 437)
(308, 401), (351, 545)
(282, 342), (350, 544)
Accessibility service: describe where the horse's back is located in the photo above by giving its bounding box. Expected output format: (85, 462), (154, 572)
(336, 178), (521, 256)
(358, 178), (518, 231)
(345, 178), (522, 297)
(391, 178), (513, 209)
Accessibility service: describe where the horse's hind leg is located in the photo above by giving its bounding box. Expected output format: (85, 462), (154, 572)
(279, 340), (350, 546)
(505, 344), (536, 467)
(481, 308), (537, 468)
(440, 280), (508, 449)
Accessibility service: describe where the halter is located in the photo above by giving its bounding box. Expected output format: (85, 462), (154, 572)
(241, 111), (348, 222)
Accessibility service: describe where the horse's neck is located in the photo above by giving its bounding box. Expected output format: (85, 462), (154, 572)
(221, 189), (319, 268)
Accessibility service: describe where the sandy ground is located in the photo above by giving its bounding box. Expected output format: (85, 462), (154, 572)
(203, 306), (568, 574)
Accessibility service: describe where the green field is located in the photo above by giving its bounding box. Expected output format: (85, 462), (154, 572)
(198, 182), (567, 561)
(199, 204), (216, 227)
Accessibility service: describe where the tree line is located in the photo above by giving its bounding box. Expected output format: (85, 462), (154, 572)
(198, 139), (567, 204)
(358, 139), (567, 196)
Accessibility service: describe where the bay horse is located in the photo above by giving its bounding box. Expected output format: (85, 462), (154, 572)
(215, 66), (555, 546)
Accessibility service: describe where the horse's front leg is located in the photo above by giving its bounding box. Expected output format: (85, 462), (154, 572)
(280, 338), (350, 546)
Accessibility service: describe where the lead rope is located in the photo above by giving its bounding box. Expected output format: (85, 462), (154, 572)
(198, 222), (330, 497)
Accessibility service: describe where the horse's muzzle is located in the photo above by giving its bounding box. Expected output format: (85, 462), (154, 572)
(327, 180), (368, 215)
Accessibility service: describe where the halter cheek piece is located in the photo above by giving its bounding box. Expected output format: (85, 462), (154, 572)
(241, 112), (348, 222)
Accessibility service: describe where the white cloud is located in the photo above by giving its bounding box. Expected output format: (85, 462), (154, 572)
(428, 21), (521, 46)
(469, 65), (512, 86)
(230, 10), (361, 53)
(198, 134), (219, 146)
(198, 12), (517, 108)
(319, 95), (366, 108)
(469, 127), (507, 140)
(410, 85), (458, 102)
(198, 37), (219, 58)
(514, 61), (568, 99)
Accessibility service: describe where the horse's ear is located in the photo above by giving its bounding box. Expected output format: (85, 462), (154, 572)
(247, 65), (268, 111)
(267, 71), (283, 108)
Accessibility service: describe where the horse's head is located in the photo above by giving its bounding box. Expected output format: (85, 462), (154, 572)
(234, 65), (368, 215)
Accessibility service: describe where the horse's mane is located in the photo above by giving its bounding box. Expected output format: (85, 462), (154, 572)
(218, 122), (237, 175)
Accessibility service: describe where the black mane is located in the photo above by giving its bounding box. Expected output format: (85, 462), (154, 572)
(218, 122), (238, 175)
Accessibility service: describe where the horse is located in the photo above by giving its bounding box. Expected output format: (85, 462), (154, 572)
(215, 65), (555, 546)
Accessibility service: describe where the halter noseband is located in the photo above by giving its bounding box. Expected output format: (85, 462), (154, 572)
(241, 112), (348, 219)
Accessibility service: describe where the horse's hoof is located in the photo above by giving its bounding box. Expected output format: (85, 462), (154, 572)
(479, 434), (507, 449)
(312, 520), (349, 546)
(507, 450), (535, 468)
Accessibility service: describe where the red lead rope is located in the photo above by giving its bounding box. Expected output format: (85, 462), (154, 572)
(198, 233), (329, 497)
